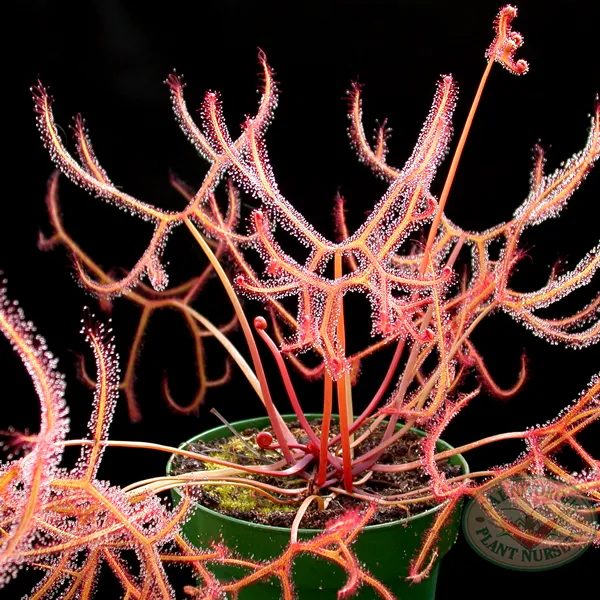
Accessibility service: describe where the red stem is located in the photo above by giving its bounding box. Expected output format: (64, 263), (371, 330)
(330, 337), (406, 447)
(317, 374), (334, 486)
(254, 321), (342, 471)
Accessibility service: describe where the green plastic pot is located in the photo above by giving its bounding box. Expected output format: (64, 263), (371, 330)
(166, 414), (469, 599)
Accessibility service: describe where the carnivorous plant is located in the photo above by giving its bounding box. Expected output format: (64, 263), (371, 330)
(1, 5), (598, 598)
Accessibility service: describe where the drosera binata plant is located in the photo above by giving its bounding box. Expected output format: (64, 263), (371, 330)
(0, 4), (598, 598)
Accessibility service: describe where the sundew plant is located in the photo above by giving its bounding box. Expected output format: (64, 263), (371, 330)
(0, 5), (598, 598)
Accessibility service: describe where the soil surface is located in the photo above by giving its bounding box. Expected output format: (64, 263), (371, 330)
(170, 419), (463, 529)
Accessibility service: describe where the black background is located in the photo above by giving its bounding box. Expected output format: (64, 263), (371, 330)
(2, 0), (599, 598)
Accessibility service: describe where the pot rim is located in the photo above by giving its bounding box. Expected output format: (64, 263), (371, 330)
(166, 413), (470, 533)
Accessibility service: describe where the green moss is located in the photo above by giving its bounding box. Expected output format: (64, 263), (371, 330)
(203, 452), (237, 470)
(201, 437), (296, 514)
(204, 482), (296, 514)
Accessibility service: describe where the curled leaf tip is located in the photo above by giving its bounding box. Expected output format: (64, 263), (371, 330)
(486, 5), (529, 75)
